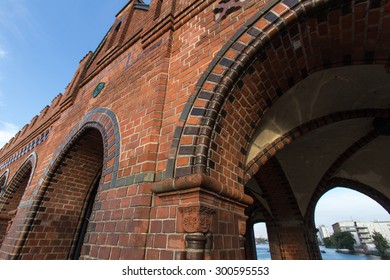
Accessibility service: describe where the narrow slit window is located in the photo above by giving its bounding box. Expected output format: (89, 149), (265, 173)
(154, 0), (163, 20)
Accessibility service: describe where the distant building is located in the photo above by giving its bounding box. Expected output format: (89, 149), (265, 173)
(317, 225), (331, 245)
(332, 221), (390, 251)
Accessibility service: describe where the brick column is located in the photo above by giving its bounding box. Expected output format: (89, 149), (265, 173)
(152, 173), (253, 260)
(244, 220), (257, 260)
(253, 158), (321, 260)
(267, 224), (320, 260)
(179, 206), (215, 260)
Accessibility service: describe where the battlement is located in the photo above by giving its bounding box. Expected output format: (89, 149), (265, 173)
(0, 92), (63, 166)
(0, 0), (177, 160)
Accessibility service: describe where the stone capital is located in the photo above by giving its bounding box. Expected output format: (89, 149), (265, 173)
(179, 205), (216, 233)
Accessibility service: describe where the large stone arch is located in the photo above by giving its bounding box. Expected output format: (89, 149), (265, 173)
(158, 0), (390, 259)
(0, 154), (37, 248)
(167, 0), (390, 182)
(0, 108), (121, 260)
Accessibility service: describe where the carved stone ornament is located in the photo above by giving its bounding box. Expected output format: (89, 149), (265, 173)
(238, 220), (246, 236)
(214, 0), (248, 22)
(180, 206), (216, 233)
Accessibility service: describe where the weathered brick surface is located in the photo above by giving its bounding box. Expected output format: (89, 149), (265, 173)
(0, 0), (389, 260)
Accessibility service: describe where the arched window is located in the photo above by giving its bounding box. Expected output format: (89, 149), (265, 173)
(154, 0), (163, 20)
(0, 170), (8, 195)
(107, 20), (122, 50)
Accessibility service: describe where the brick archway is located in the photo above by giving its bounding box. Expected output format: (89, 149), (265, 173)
(0, 108), (121, 260)
(167, 0), (390, 184)
(42, 107), (121, 191)
(21, 128), (104, 260)
(155, 0), (390, 260)
(0, 154), (36, 249)
(0, 169), (9, 193)
(0, 153), (37, 211)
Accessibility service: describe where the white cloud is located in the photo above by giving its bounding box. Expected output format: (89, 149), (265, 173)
(0, 90), (6, 107)
(0, 121), (18, 148)
(0, 0), (42, 43)
(0, 46), (6, 59)
(0, 0), (27, 38)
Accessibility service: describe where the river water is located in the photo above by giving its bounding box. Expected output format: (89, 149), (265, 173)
(256, 244), (382, 260)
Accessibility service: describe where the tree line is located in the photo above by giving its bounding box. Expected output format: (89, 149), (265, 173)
(323, 231), (389, 259)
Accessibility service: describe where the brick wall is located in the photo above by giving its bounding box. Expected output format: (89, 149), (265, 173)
(0, 0), (389, 260)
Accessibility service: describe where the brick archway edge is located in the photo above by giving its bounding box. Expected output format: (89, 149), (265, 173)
(0, 153), (37, 210)
(6, 152), (38, 207)
(8, 108), (120, 259)
(41, 107), (120, 192)
(166, 0), (340, 178)
(166, 0), (390, 182)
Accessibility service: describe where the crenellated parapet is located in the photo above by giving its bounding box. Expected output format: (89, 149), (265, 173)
(0, 0), (218, 169)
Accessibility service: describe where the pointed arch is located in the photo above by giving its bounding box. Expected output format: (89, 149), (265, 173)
(1, 108), (121, 260)
(0, 169), (9, 194)
(0, 153), (37, 211)
(0, 153), (37, 246)
(166, 0), (390, 184)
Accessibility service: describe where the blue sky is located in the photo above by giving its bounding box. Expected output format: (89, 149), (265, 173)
(0, 1), (388, 238)
(0, 0), (138, 146)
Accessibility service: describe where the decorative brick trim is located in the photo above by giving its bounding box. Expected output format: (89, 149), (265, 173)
(0, 130), (50, 171)
(168, 0), (390, 183)
(40, 108), (121, 192)
(179, 206), (216, 233)
(0, 153), (37, 211)
(214, 0), (250, 22)
(151, 173), (253, 205)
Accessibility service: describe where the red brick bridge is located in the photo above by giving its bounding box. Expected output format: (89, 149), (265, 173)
(1, 0), (390, 260)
